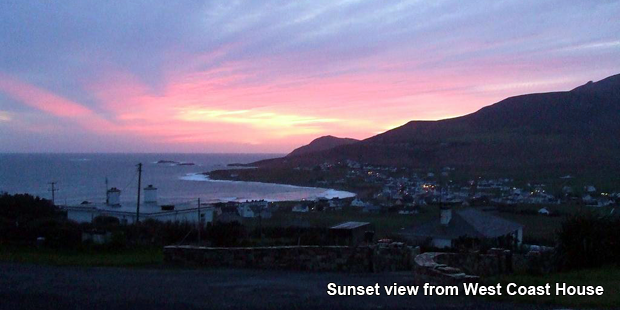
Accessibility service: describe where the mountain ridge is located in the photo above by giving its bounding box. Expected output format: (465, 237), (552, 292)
(286, 135), (359, 157)
(253, 73), (620, 171)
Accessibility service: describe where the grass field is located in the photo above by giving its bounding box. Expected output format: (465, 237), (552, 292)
(243, 206), (441, 240)
(494, 213), (563, 245)
(245, 204), (572, 245)
(0, 245), (163, 267)
(486, 267), (620, 308)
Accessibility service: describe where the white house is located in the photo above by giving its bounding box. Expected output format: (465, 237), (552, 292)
(66, 204), (213, 225)
(237, 204), (255, 218)
(538, 207), (550, 215)
(67, 183), (214, 225)
(351, 198), (365, 208)
(582, 194), (595, 203)
(237, 200), (269, 218)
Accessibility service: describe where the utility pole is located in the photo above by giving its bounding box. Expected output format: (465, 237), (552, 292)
(197, 198), (201, 244)
(105, 177), (109, 205)
(48, 182), (58, 206)
(259, 212), (263, 243)
(136, 163), (142, 223)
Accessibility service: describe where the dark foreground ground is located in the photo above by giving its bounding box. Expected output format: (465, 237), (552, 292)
(0, 263), (551, 310)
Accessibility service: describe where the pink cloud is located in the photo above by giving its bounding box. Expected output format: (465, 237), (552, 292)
(0, 39), (606, 153)
(0, 73), (94, 118)
(0, 73), (121, 134)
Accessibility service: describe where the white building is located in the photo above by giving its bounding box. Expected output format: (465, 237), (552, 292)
(106, 188), (121, 206)
(66, 201), (213, 225)
(68, 184), (213, 225)
(351, 198), (365, 208)
(538, 207), (550, 215)
(237, 204), (255, 218)
(237, 200), (269, 218)
(143, 185), (158, 204)
(292, 204), (309, 213)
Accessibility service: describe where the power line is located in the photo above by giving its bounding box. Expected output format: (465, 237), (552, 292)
(120, 170), (138, 192)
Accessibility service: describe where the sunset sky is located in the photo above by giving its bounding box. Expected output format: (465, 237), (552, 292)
(1, 1), (619, 153)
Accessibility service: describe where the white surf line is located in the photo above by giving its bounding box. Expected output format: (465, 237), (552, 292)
(179, 173), (356, 199)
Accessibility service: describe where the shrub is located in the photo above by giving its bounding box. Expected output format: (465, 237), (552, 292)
(23, 217), (82, 248)
(0, 193), (58, 223)
(124, 219), (195, 246)
(206, 222), (246, 246)
(106, 231), (128, 251)
(555, 211), (620, 271)
(93, 215), (120, 228)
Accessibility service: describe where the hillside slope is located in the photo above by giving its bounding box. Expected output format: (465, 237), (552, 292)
(286, 136), (359, 157)
(254, 73), (620, 172)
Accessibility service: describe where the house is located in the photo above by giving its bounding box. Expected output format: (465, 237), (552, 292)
(351, 198), (366, 208)
(403, 208), (523, 248)
(538, 207), (550, 215)
(314, 197), (330, 211)
(237, 200), (269, 218)
(292, 204), (309, 213)
(328, 198), (347, 210)
(212, 207), (223, 217)
(65, 201), (214, 225)
(590, 197), (615, 208)
(362, 204), (381, 213)
(398, 207), (418, 215)
(237, 204), (255, 218)
(257, 207), (272, 219)
(582, 194), (595, 204)
(216, 212), (243, 224)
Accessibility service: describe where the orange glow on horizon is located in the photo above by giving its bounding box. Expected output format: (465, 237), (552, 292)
(0, 65), (593, 153)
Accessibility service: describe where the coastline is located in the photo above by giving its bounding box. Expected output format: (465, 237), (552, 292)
(184, 172), (356, 201)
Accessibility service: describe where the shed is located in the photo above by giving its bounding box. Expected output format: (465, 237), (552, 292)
(329, 221), (373, 245)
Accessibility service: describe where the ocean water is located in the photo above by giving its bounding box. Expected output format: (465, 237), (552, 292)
(0, 153), (355, 206)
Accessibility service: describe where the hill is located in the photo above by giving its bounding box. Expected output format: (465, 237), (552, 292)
(286, 136), (359, 157)
(254, 73), (620, 173)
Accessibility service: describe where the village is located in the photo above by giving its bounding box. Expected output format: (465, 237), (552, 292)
(3, 148), (619, 310)
(3, 1), (620, 308)
(61, 158), (619, 252)
(206, 160), (618, 223)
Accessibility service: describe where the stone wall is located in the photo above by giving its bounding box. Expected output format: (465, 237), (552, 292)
(413, 249), (555, 284)
(413, 253), (480, 285)
(373, 242), (418, 272)
(164, 243), (417, 272)
(164, 244), (552, 277)
(433, 248), (513, 277)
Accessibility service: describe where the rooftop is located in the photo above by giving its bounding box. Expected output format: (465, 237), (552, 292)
(405, 208), (522, 239)
(66, 200), (199, 214)
(330, 221), (370, 230)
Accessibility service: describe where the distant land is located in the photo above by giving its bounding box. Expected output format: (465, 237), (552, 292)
(251, 73), (620, 175)
(286, 136), (359, 157)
